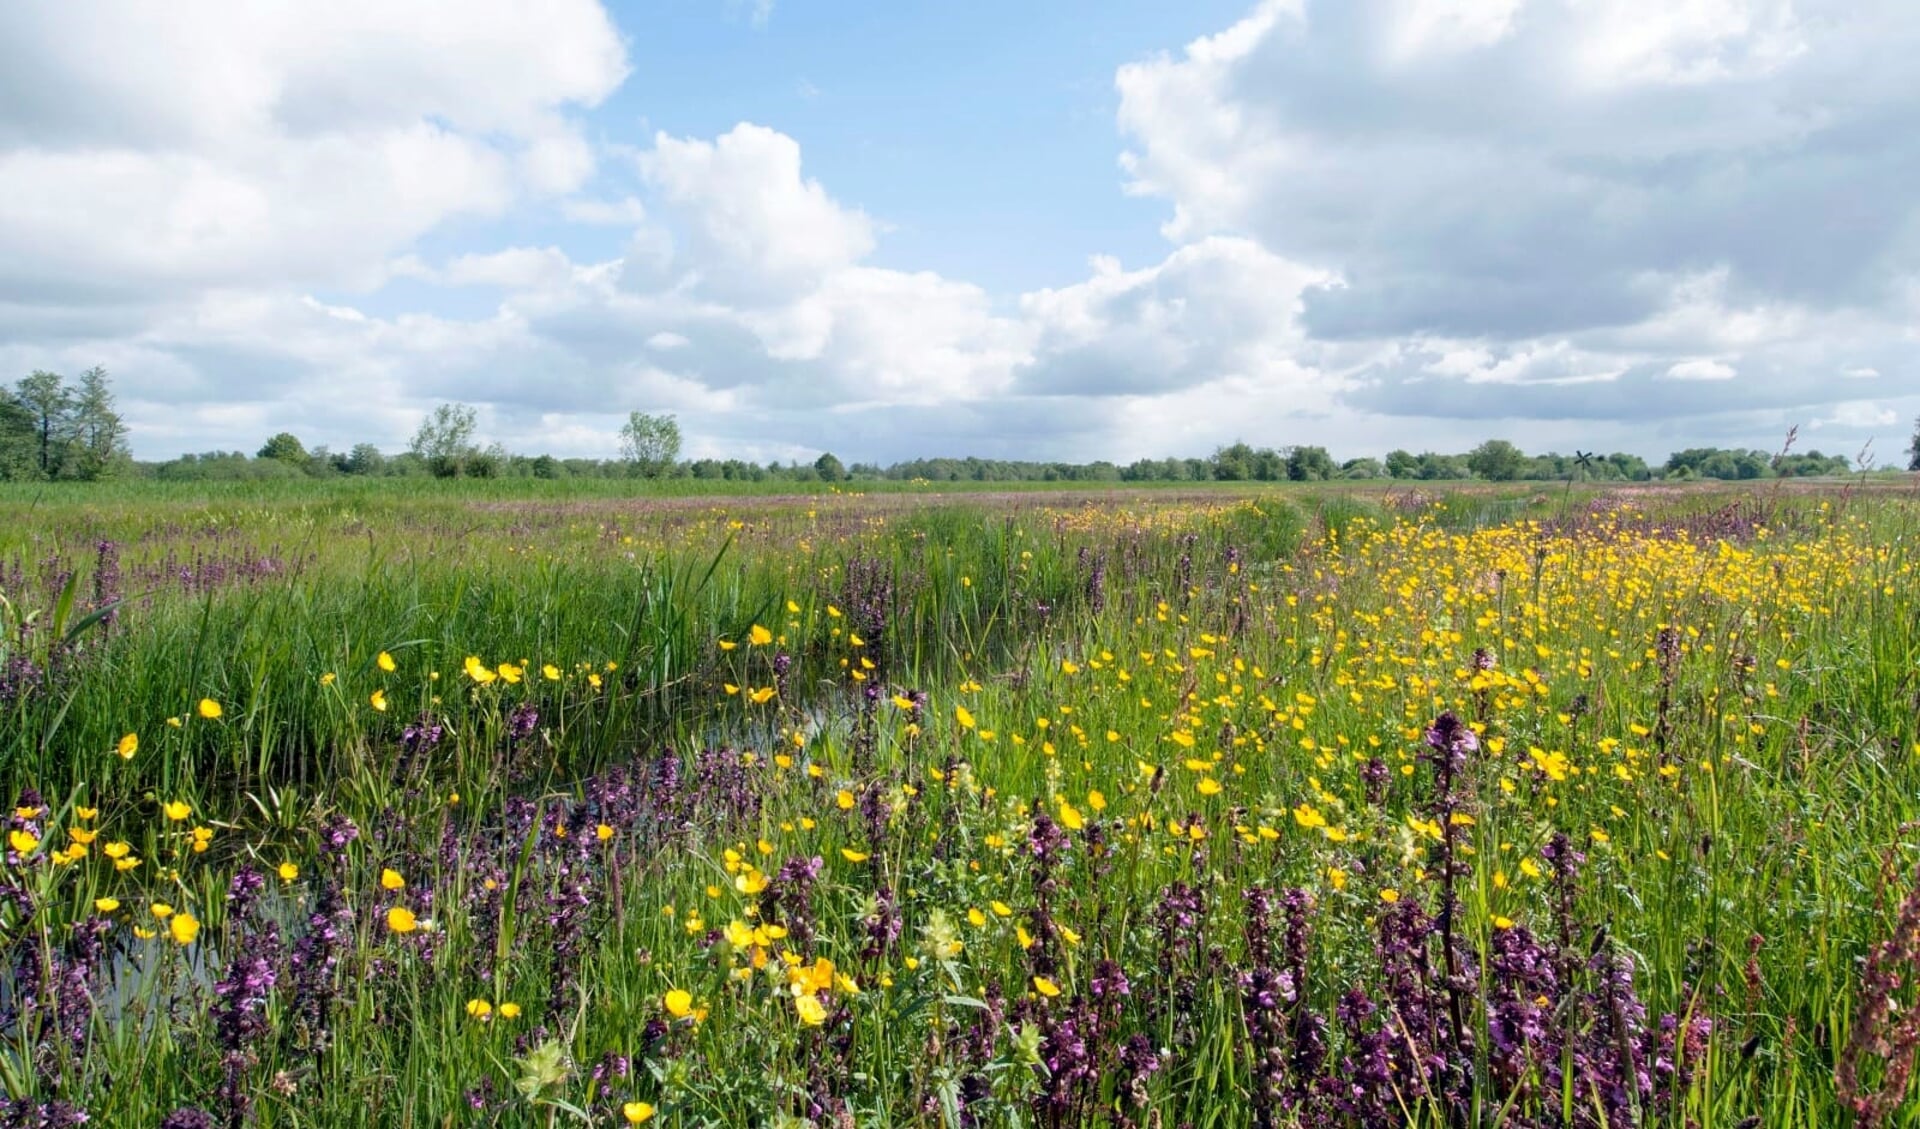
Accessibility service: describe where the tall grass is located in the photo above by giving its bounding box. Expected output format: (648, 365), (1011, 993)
(1, 480), (1917, 1125)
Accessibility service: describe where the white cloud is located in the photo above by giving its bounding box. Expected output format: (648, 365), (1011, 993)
(2, 0), (1915, 467)
(1813, 401), (1898, 430)
(638, 124), (877, 302)
(1664, 359), (1737, 382)
(0, 2), (627, 300)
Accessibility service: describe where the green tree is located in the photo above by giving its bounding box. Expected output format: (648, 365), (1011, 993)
(69, 367), (129, 479)
(0, 387), (37, 480)
(619, 412), (682, 478)
(410, 403), (480, 478)
(1908, 417), (1920, 471)
(1467, 439), (1529, 481)
(1286, 445), (1336, 481)
(1385, 449), (1418, 479)
(342, 443), (387, 476)
(813, 452), (846, 482)
(15, 371), (73, 479)
(257, 432), (310, 464)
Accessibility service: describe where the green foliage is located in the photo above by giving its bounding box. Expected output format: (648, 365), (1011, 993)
(410, 402), (482, 477)
(1, 367), (128, 481)
(0, 480), (1916, 1123)
(620, 411), (682, 478)
(257, 431), (310, 464)
(1467, 438), (1529, 481)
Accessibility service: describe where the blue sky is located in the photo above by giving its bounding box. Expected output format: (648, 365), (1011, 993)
(1, 0), (1915, 466)
(383, 1), (1252, 305)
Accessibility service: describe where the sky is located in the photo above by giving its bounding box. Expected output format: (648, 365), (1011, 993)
(0, 0), (1915, 467)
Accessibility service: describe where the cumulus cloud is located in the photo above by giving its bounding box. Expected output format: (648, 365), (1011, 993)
(1664, 359), (1738, 382)
(1, 0), (1914, 465)
(1108, 0), (1920, 450)
(0, 2), (627, 300)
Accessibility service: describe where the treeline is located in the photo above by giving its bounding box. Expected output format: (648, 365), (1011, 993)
(0, 368), (131, 481)
(4, 383), (1864, 486)
(139, 436), (1856, 485)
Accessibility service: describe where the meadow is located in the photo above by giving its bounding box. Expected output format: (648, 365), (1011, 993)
(3, 476), (1920, 1127)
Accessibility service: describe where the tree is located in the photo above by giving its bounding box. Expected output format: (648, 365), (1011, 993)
(0, 387), (37, 480)
(257, 432), (310, 464)
(1908, 417), (1920, 471)
(410, 403), (480, 478)
(341, 443), (387, 476)
(1467, 439), (1529, 481)
(69, 367), (129, 479)
(1385, 449), (1419, 479)
(1286, 445), (1336, 481)
(619, 412), (682, 478)
(813, 451), (846, 482)
(15, 371), (73, 479)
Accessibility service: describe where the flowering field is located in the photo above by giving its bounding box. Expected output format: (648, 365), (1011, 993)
(3, 481), (1919, 1127)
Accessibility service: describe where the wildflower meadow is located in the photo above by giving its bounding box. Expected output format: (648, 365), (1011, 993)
(3, 477), (1920, 1127)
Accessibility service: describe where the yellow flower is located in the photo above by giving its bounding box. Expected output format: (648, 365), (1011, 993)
(497, 662), (523, 684)
(664, 989), (694, 1018)
(542, 664), (561, 681)
(377, 651), (397, 672)
(319, 671), (336, 686)
(464, 656), (497, 685)
(94, 897), (119, 913)
(748, 686), (776, 704)
(717, 640), (737, 651)
(748, 624), (773, 646)
(114, 856), (141, 872)
(954, 705), (976, 730)
(499, 1002), (522, 1018)
(133, 926), (156, 939)
(386, 906), (418, 934)
(1197, 778), (1223, 796)
(116, 733), (139, 759)
(1057, 801), (1085, 832)
(150, 902), (174, 919)
(597, 824), (615, 841)
(7, 829), (37, 854)
(841, 848), (870, 863)
(967, 908), (987, 927)
(197, 698), (223, 720)
(103, 841), (129, 859)
(380, 868), (405, 890)
(75, 807), (97, 821)
(369, 689), (388, 712)
(1087, 791), (1107, 812)
(466, 999), (493, 1019)
(1491, 915), (1515, 930)
(68, 827), (97, 845)
(1033, 976), (1062, 998)
(1379, 889), (1400, 904)
(278, 862), (300, 882)
(623, 1101), (656, 1124)
(836, 790), (856, 810)
(163, 801), (191, 821)
(793, 993), (828, 1026)
(734, 868), (769, 895)
(991, 901), (1013, 917)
